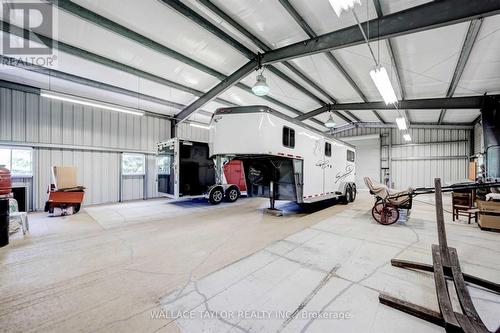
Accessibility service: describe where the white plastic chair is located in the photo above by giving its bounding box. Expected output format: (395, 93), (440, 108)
(9, 198), (29, 235)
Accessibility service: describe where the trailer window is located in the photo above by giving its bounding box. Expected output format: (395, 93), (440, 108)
(325, 143), (332, 157)
(347, 150), (355, 162)
(282, 127), (295, 148)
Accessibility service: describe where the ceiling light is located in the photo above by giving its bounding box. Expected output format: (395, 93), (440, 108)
(403, 133), (412, 142)
(190, 122), (211, 130)
(395, 117), (407, 131)
(252, 74), (270, 96)
(41, 90), (144, 116)
(328, 0), (361, 17)
(369, 66), (398, 105)
(324, 113), (337, 128)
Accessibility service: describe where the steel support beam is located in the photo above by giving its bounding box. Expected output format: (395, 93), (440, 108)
(372, 0), (410, 124)
(159, 0), (329, 108)
(176, 60), (257, 121)
(331, 122), (474, 134)
(0, 20), (237, 107)
(278, 0), (380, 123)
(295, 95), (498, 120)
(48, 0), (315, 124)
(197, 0), (337, 107)
(438, 19), (483, 124)
(261, 0), (500, 64)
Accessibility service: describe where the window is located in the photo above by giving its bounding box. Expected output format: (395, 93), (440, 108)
(347, 150), (355, 162)
(325, 142), (332, 157)
(0, 148), (33, 177)
(157, 155), (172, 175)
(282, 126), (295, 148)
(122, 153), (145, 175)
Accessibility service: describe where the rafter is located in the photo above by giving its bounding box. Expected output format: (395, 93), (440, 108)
(48, 0), (324, 126)
(174, 0), (500, 121)
(261, 0), (500, 64)
(196, 0), (357, 124)
(295, 95), (496, 120)
(278, 0), (382, 123)
(438, 19), (483, 124)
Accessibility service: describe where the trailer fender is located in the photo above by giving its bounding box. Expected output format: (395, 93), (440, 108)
(207, 185), (224, 205)
(338, 182), (353, 196)
(224, 185), (240, 202)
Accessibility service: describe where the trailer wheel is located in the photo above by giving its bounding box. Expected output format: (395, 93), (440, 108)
(225, 186), (240, 203)
(349, 184), (356, 202)
(209, 187), (224, 205)
(341, 186), (352, 204)
(73, 204), (81, 214)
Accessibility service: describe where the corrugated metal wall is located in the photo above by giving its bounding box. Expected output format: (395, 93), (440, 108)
(474, 122), (483, 155)
(0, 87), (171, 210)
(176, 122), (210, 142)
(335, 127), (471, 189)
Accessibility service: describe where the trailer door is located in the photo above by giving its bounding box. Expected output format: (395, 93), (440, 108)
(293, 159), (304, 202)
(157, 141), (177, 198)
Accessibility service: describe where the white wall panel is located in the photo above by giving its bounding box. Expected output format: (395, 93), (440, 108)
(0, 86), (171, 209)
(334, 127), (470, 189)
(176, 123), (209, 143)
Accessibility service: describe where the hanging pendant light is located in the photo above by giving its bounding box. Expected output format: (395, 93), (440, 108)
(324, 113), (337, 128)
(252, 73), (270, 96)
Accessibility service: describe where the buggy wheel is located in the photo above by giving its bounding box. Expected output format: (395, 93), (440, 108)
(372, 202), (399, 225)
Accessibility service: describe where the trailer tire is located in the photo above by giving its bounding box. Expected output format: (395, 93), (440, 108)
(341, 186), (352, 205)
(349, 184), (356, 202)
(225, 186), (240, 203)
(208, 186), (224, 205)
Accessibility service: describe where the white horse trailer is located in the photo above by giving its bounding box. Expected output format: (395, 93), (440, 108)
(209, 106), (357, 205)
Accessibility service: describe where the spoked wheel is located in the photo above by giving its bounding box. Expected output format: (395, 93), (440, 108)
(372, 201), (399, 225)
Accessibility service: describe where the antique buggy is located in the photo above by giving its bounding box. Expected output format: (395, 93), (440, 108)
(364, 177), (499, 225)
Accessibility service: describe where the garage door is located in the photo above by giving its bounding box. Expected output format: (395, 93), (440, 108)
(342, 134), (380, 189)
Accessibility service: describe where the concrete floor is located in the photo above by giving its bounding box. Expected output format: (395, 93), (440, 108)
(1, 192), (499, 332)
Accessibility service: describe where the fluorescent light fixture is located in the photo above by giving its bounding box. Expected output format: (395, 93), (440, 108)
(403, 133), (412, 142)
(395, 117), (407, 130)
(252, 74), (270, 96)
(369, 66), (398, 105)
(190, 122), (211, 130)
(324, 114), (337, 128)
(328, 0), (361, 17)
(40, 90), (144, 116)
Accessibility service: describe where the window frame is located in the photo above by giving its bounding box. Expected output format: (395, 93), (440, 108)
(282, 126), (295, 149)
(0, 147), (33, 177)
(157, 155), (172, 176)
(121, 153), (146, 176)
(347, 150), (355, 163)
(325, 142), (332, 157)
